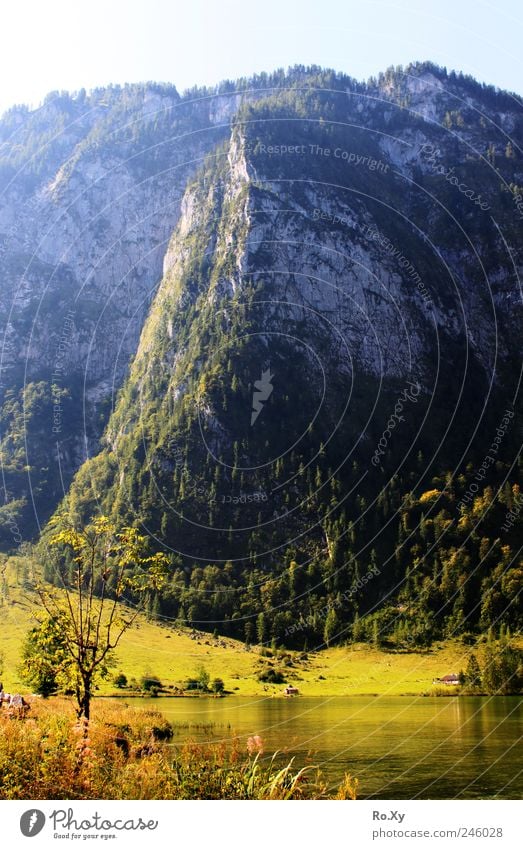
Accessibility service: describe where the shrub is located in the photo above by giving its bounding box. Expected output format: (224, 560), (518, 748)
(141, 675), (162, 692)
(113, 673), (128, 689)
(257, 668), (285, 684)
(186, 667), (211, 692)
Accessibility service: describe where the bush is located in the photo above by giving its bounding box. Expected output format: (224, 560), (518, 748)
(212, 678), (225, 694)
(113, 673), (128, 689)
(257, 668), (285, 684)
(186, 667), (211, 692)
(141, 675), (162, 692)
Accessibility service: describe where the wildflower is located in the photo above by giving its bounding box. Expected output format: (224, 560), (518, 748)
(247, 735), (264, 755)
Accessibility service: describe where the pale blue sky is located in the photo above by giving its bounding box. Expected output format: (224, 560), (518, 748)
(0, 0), (521, 115)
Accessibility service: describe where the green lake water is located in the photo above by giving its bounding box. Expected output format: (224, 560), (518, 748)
(125, 694), (522, 799)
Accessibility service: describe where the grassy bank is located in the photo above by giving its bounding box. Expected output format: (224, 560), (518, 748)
(0, 697), (357, 800)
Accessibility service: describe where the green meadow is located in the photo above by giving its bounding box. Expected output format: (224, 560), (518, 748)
(1, 555), (502, 698)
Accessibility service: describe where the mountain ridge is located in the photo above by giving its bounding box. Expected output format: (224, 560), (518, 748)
(0, 62), (521, 646)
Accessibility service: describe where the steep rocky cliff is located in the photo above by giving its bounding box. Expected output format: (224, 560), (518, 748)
(0, 82), (231, 537)
(1, 63), (522, 641)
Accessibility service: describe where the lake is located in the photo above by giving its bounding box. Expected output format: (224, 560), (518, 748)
(124, 694), (522, 799)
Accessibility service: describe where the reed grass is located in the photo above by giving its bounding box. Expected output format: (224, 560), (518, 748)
(0, 698), (356, 800)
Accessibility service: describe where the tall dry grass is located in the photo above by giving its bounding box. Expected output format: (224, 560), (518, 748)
(0, 698), (357, 800)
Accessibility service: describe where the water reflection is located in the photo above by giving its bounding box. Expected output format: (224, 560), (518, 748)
(121, 694), (522, 798)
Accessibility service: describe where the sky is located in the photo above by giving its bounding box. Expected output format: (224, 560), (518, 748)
(0, 0), (521, 115)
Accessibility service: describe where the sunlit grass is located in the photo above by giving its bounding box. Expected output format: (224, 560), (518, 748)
(0, 698), (355, 799)
(2, 555), (517, 698)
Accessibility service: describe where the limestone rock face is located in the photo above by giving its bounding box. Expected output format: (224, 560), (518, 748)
(0, 65), (521, 543)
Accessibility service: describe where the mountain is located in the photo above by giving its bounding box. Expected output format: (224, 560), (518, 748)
(1, 63), (522, 646)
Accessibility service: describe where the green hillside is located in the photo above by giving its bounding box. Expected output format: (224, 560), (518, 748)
(1, 554), (516, 697)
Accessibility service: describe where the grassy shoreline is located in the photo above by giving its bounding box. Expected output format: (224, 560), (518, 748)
(0, 697), (357, 800)
(3, 608), (504, 698)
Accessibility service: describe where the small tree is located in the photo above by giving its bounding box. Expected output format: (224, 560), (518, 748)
(113, 672), (128, 689)
(465, 654), (481, 688)
(20, 616), (71, 697)
(482, 644), (501, 693)
(256, 612), (266, 645)
(482, 642), (521, 694)
(34, 517), (169, 720)
(323, 608), (339, 648)
(352, 612), (364, 642)
(212, 677), (225, 694)
(495, 642), (520, 694)
(196, 665), (210, 691)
